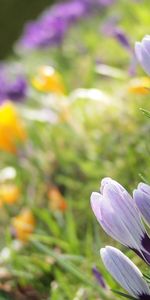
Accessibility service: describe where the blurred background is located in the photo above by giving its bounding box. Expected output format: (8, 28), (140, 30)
(0, 0), (150, 299)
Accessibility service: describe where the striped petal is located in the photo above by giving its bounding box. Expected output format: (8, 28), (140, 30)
(134, 184), (150, 226)
(103, 182), (145, 247)
(100, 246), (150, 298)
(91, 191), (142, 249)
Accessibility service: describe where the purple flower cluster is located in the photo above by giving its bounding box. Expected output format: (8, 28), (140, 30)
(17, 0), (115, 51)
(0, 64), (27, 104)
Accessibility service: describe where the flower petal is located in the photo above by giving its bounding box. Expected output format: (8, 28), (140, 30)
(100, 246), (150, 298)
(134, 189), (150, 226)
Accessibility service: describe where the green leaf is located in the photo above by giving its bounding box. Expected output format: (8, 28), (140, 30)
(143, 273), (150, 282)
(138, 173), (149, 184)
(112, 290), (138, 300)
(140, 108), (150, 119)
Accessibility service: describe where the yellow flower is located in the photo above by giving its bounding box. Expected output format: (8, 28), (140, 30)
(0, 183), (20, 206)
(12, 209), (36, 242)
(48, 186), (67, 212)
(32, 65), (65, 94)
(0, 102), (26, 153)
(128, 77), (150, 95)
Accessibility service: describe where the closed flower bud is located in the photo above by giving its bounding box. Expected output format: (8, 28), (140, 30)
(101, 246), (150, 299)
(91, 177), (150, 264)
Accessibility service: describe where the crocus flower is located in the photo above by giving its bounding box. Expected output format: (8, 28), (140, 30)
(134, 183), (150, 227)
(92, 266), (107, 288)
(100, 246), (150, 299)
(19, 17), (67, 50)
(48, 186), (67, 212)
(12, 209), (36, 242)
(50, 0), (90, 23)
(0, 65), (27, 103)
(114, 28), (132, 51)
(135, 35), (150, 75)
(17, 0), (90, 51)
(0, 102), (26, 153)
(32, 65), (65, 94)
(101, 18), (132, 52)
(17, 0), (115, 51)
(90, 177), (150, 264)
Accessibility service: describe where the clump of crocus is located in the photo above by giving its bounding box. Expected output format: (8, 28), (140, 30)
(32, 65), (65, 95)
(128, 77), (150, 95)
(0, 64), (27, 104)
(17, 0), (90, 51)
(48, 186), (67, 212)
(12, 209), (36, 242)
(101, 246), (150, 300)
(0, 183), (20, 206)
(0, 102), (26, 153)
(17, 0), (115, 51)
(90, 177), (150, 264)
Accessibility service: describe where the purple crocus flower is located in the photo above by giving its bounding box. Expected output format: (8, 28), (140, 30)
(0, 65), (27, 103)
(92, 266), (107, 288)
(135, 35), (150, 75)
(17, 0), (115, 51)
(19, 18), (67, 50)
(6, 77), (27, 102)
(50, 1), (90, 23)
(102, 19), (132, 52)
(90, 177), (150, 265)
(17, 0), (91, 51)
(113, 28), (132, 51)
(134, 183), (150, 227)
(100, 246), (150, 300)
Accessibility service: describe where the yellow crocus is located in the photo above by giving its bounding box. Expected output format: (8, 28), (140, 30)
(0, 102), (26, 153)
(128, 77), (150, 95)
(0, 183), (20, 206)
(32, 65), (65, 94)
(48, 186), (67, 212)
(12, 209), (36, 242)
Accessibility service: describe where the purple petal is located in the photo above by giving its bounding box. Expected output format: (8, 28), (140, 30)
(135, 37), (150, 75)
(100, 246), (150, 298)
(91, 189), (142, 249)
(134, 189), (150, 226)
(138, 183), (150, 196)
(135, 42), (143, 62)
(92, 266), (106, 288)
